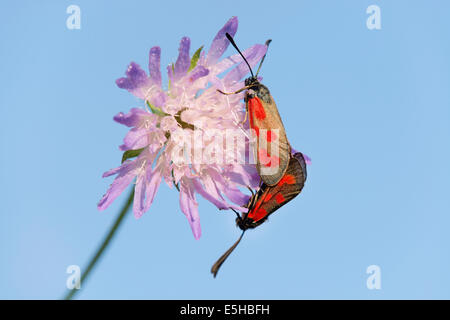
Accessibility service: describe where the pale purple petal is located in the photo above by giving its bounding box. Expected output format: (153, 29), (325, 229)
(188, 65), (209, 82)
(212, 51), (245, 76)
(171, 166), (184, 185)
(303, 154), (312, 165)
(193, 174), (248, 212)
(167, 65), (174, 82)
(192, 179), (228, 210)
(201, 169), (230, 201)
(101, 165), (123, 178)
(143, 166), (163, 214)
(147, 89), (167, 108)
(224, 44), (267, 84)
(224, 164), (260, 188)
(119, 127), (149, 151)
(207, 16), (238, 65)
(174, 37), (191, 79)
(116, 62), (150, 90)
(116, 77), (133, 90)
(180, 182), (201, 239)
(113, 108), (148, 127)
(148, 46), (162, 87)
(222, 186), (250, 206)
(98, 160), (139, 211)
(133, 175), (148, 218)
(291, 147), (312, 165)
(206, 168), (250, 206)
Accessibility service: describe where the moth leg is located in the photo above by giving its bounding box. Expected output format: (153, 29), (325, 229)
(230, 208), (241, 219)
(240, 108), (248, 125)
(216, 85), (255, 96)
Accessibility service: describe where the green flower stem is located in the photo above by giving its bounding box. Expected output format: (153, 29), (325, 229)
(64, 188), (134, 300)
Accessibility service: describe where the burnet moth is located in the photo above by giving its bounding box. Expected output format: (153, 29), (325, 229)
(218, 33), (291, 186)
(211, 152), (308, 277)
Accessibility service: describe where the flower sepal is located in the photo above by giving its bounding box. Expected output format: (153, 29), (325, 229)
(121, 148), (145, 163)
(146, 101), (169, 117)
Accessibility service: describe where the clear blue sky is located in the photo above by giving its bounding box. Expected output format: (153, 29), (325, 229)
(1, 0), (450, 299)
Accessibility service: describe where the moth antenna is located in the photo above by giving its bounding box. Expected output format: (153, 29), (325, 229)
(255, 39), (272, 77)
(226, 33), (254, 78)
(211, 231), (245, 278)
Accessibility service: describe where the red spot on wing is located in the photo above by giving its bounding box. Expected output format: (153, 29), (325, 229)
(263, 193), (273, 203)
(258, 149), (280, 168)
(275, 193), (286, 204)
(249, 97), (266, 120)
(258, 148), (270, 164)
(248, 199), (267, 221)
(278, 174), (296, 186)
(253, 126), (260, 137)
(268, 155), (280, 168)
(252, 207), (268, 222)
(266, 130), (277, 142)
(249, 104), (255, 128)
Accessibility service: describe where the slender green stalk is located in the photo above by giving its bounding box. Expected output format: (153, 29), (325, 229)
(64, 189), (134, 300)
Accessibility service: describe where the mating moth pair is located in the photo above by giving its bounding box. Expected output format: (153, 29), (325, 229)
(211, 34), (308, 277)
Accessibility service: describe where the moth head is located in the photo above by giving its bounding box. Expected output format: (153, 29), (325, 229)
(245, 76), (260, 87)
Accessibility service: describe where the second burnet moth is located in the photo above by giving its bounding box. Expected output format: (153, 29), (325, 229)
(211, 152), (308, 277)
(218, 33), (292, 187)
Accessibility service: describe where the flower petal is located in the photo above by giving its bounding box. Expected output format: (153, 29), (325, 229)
(102, 164), (123, 178)
(211, 51), (245, 76)
(148, 90), (167, 108)
(207, 16), (238, 65)
(222, 185), (250, 206)
(148, 46), (162, 87)
(116, 62), (149, 90)
(206, 168), (250, 206)
(174, 37), (191, 80)
(167, 65), (174, 83)
(113, 108), (148, 127)
(193, 172), (248, 212)
(179, 182), (201, 239)
(192, 178), (228, 210)
(188, 65), (209, 83)
(223, 164), (260, 189)
(143, 165), (163, 214)
(303, 154), (312, 165)
(291, 147), (312, 165)
(120, 127), (149, 151)
(224, 44), (267, 84)
(133, 174), (148, 218)
(98, 160), (139, 211)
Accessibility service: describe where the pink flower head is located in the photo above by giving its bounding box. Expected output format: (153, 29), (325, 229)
(98, 17), (268, 239)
